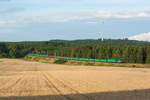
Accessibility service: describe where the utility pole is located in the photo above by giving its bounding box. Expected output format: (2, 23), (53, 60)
(101, 21), (104, 41)
(123, 32), (126, 40)
(54, 52), (57, 56)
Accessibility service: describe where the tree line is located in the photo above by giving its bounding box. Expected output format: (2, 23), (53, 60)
(0, 39), (150, 64)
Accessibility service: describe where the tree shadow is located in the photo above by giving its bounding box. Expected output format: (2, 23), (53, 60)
(0, 88), (150, 100)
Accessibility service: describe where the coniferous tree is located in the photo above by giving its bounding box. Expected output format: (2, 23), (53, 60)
(146, 48), (150, 64)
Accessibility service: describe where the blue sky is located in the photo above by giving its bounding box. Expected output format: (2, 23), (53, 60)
(0, 0), (150, 41)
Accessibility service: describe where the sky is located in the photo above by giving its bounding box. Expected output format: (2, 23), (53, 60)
(0, 0), (150, 41)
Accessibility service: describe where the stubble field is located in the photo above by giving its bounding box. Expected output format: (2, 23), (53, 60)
(0, 59), (150, 100)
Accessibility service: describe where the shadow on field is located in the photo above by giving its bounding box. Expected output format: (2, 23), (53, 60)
(0, 89), (150, 100)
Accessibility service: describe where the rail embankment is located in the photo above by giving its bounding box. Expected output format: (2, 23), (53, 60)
(25, 55), (150, 68)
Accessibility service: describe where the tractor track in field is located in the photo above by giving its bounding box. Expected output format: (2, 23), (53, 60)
(0, 75), (23, 94)
(0, 72), (36, 95)
(42, 72), (72, 100)
(2, 66), (40, 95)
(0, 73), (38, 95)
(43, 72), (95, 100)
(17, 75), (31, 96)
(1, 59), (150, 100)
(0, 65), (10, 72)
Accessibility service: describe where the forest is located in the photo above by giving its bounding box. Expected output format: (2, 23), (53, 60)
(0, 39), (150, 64)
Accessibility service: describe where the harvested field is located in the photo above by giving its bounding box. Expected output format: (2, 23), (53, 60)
(0, 59), (150, 100)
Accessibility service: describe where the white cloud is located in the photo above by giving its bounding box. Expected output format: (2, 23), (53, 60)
(95, 9), (150, 18)
(30, 16), (85, 23)
(129, 32), (150, 41)
(87, 21), (98, 24)
(0, 15), (32, 27)
(0, 29), (16, 34)
(29, 9), (150, 23)
(0, 7), (25, 13)
(1, 8), (150, 28)
(0, 19), (26, 27)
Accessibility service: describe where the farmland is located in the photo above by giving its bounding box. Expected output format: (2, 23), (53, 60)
(0, 59), (150, 100)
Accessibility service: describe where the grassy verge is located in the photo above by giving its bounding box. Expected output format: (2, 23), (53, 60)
(54, 60), (67, 64)
(24, 56), (55, 64)
(24, 56), (150, 68)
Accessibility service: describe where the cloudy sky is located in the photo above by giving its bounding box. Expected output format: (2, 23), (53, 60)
(0, 0), (150, 41)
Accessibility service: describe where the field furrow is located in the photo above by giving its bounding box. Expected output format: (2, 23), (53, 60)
(0, 59), (150, 100)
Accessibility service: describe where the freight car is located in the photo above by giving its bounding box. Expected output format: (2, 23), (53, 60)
(52, 56), (121, 63)
(27, 53), (121, 63)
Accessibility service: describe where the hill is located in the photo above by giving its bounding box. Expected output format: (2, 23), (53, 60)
(49, 39), (150, 46)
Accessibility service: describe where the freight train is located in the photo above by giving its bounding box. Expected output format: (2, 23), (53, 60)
(27, 53), (121, 63)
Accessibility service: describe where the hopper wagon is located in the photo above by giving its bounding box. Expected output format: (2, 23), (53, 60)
(27, 53), (121, 63)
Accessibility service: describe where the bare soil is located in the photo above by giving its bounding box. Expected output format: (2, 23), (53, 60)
(0, 59), (150, 100)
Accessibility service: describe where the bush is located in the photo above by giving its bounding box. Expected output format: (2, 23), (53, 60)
(84, 62), (95, 66)
(116, 64), (127, 67)
(54, 60), (67, 64)
(107, 63), (114, 66)
(98, 63), (105, 66)
(0, 53), (7, 58)
(26, 56), (32, 60)
(132, 65), (136, 68)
